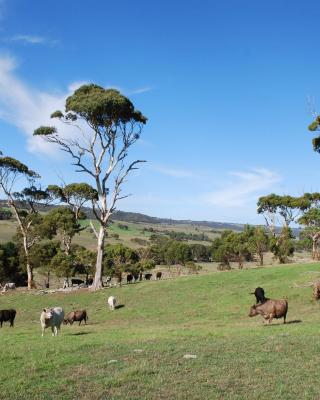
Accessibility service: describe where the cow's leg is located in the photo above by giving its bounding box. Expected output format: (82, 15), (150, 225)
(51, 326), (55, 336)
(42, 327), (45, 337)
(79, 320), (81, 326)
(268, 314), (274, 324)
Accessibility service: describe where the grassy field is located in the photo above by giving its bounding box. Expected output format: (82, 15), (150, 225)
(1, 263), (320, 399)
(0, 219), (216, 250)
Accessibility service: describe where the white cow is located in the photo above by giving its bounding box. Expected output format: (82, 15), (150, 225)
(40, 307), (65, 337)
(107, 296), (117, 310)
(2, 283), (16, 292)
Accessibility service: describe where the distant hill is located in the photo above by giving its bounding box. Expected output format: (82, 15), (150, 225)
(0, 199), (300, 234)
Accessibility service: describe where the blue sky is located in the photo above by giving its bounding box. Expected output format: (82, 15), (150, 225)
(0, 0), (320, 224)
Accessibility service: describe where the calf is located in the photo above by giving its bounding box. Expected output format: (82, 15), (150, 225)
(40, 307), (64, 336)
(107, 296), (117, 310)
(144, 273), (152, 281)
(248, 299), (288, 324)
(64, 310), (88, 326)
(71, 278), (84, 287)
(251, 287), (267, 304)
(0, 309), (16, 327)
(126, 274), (133, 284)
(156, 272), (162, 280)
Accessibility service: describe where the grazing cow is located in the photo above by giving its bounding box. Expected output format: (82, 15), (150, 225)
(71, 278), (84, 287)
(126, 274), (133, 284)
(86, 278), (93, 286)
(133, 273), (139, 282)
(2, 283), (16, 292)
(144, 273), (152, 281)
(40, 307), (65, 336)
(107, 296), (117, 310)
(248, 299), (288, 324)
(64, 310), (88, 326)
(251, 287), (267, 304)
(0, 309), (16, 327)
(156, 272), (162, 280)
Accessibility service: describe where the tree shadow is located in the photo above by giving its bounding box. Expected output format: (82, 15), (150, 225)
(115, 304), (125, 310)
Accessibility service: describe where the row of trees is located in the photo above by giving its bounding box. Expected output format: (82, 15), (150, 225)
(257, 193), (320, 260)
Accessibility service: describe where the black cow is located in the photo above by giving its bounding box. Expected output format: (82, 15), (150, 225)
(71, 278), (84, 287)
(126, 274), (133, 284)
(156, 272), (162, 280)
(251, 287), (268, 304)
(133, 273), (139, 282)
(0, 309), (16, 327)
(144, 273), (152, 280)
(86, 278), (93, 286)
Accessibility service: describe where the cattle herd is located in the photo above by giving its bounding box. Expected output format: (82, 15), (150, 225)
(3, 278), (320, 335)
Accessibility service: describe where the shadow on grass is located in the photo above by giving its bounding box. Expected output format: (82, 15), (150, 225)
(66, 331), (92, 336)
(115, 304), (125, 310)
(263, 319), (302, 327)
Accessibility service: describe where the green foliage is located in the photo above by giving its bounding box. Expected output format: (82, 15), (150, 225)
(0, 241), (26, 284)
(103, 244), (140, 279)
(0, 208), (12, 220)
(65, 85), (147, 125)
(33, 126), (57, 136)
(0, 156), (38, 178)
(270, 227), (294, 264)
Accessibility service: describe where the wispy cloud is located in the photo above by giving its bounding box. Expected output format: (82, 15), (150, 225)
(0, 54), (81, 155)
(129, 86), (153, 95)
(202, 168), (282, 207)
(151, 164), (199, 179)
(8, 35), (58, 46)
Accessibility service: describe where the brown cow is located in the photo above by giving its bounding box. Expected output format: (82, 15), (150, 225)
(63, 310), (88, 326)
(248, 299), (288, 324)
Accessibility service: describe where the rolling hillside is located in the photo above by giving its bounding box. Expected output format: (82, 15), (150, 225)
(0, 263), (320, 399)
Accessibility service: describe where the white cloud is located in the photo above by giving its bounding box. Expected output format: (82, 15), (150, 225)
(0, 54), (82, 155)
(202, 168), (282, 207)
(8, 35), (58, 46)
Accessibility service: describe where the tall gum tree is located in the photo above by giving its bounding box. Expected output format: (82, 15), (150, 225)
(34, 84), (147, 290)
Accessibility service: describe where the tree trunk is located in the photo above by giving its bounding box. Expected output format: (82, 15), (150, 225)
(93, 225), (105, 290)
(23, 236), (35, 290)
(312, 239), (317, 260)
(259, 251), (264, 266)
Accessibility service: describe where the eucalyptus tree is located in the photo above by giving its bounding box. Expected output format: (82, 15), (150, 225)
(298, 208), (320, 260)
(257, 194), (310, 234)
(0, 156), (52, 288)
(47, 183), (98, 220)
(45, 207), (83, 255)
(34, 84), (147, 289)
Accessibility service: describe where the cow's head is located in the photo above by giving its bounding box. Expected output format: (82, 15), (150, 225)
(63, 318), (70, 325)
(42, 308), (53, 321)
(248, 305), (258, 317)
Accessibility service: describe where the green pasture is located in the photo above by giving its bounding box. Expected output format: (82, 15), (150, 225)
(1, 262), (320, 399)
